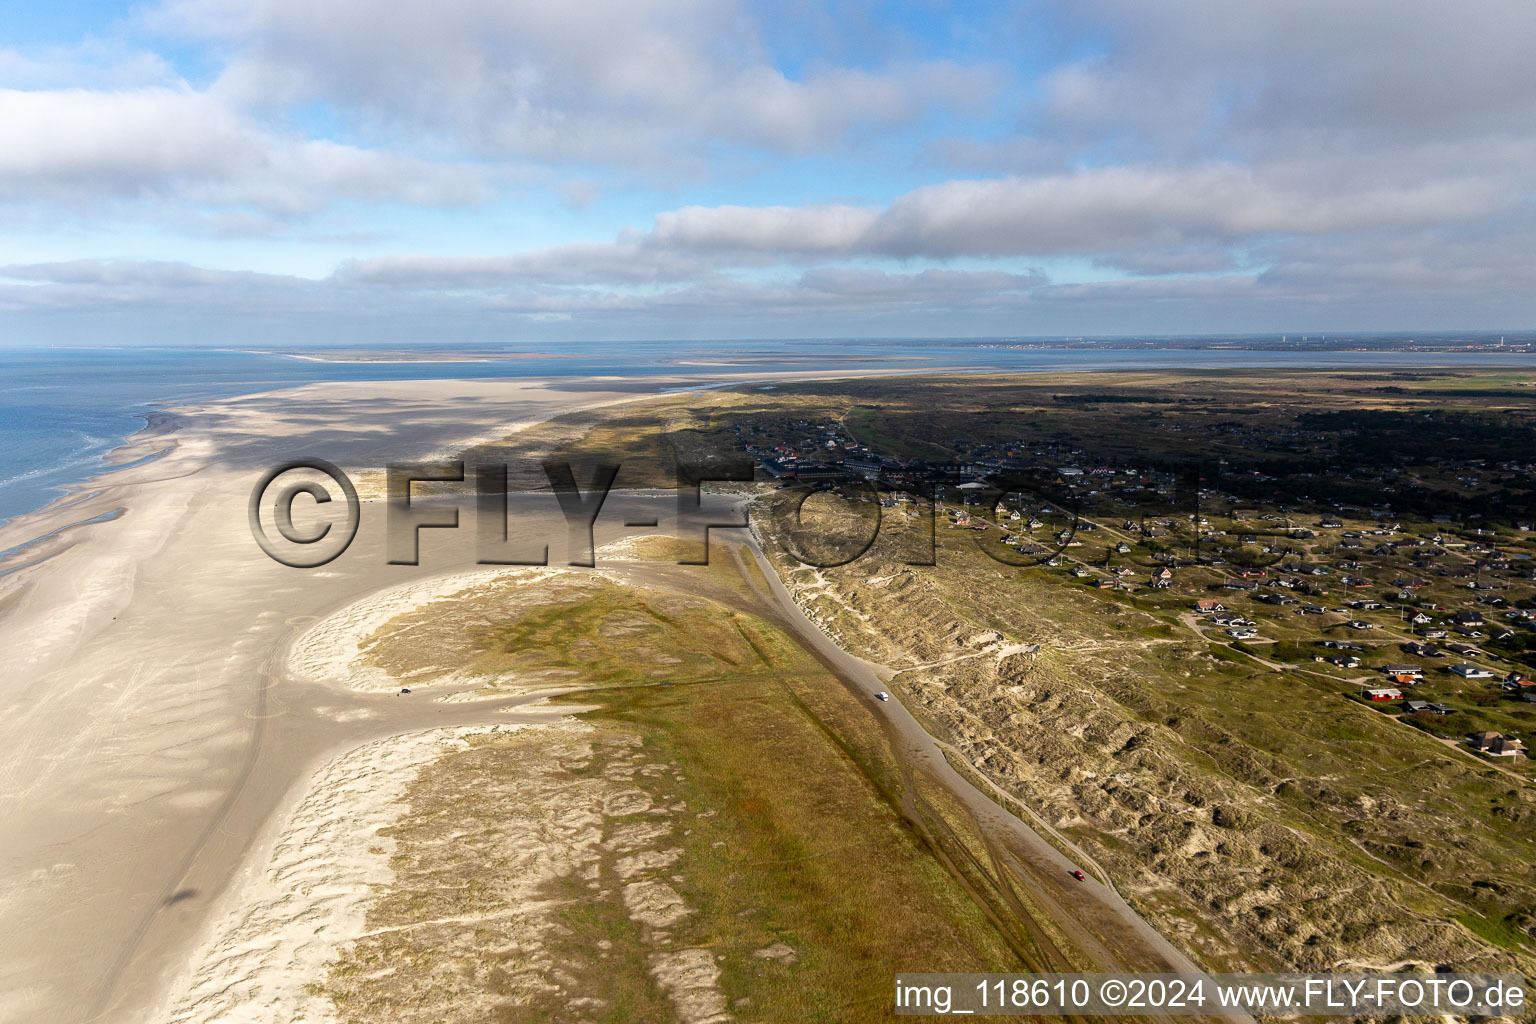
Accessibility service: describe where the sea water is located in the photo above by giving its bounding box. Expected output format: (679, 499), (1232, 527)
(2, 340), (1533, 528)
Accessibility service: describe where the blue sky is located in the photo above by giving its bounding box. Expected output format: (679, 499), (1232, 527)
(1, 0), (1533, 345)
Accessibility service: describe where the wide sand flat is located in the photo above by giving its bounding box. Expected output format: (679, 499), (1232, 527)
(0, 376), (711, 1024)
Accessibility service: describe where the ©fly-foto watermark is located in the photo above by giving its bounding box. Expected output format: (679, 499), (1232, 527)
(246, 449), (1112, 571)
(248, 454), (752, 569)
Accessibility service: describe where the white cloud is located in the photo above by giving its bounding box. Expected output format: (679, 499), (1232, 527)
(6, 244), (1536, 341)
(638, 166), (1507, 259)
(650, 204), (879, 254)
(0, 258), (322, 313)
(0, 88), (259, 196)
(0, 86), (488, 214)
(4, 2), (1536, 336)
(1040, 0), (1536, 152)
(0, 41), (176, 90)
(336, 244), (710, 287)
(793, 267), (1045, 302)
(0, 256), (1042, 314)
(147, 0), (992, 164)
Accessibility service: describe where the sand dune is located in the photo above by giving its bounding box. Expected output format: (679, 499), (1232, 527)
(155, 726), (517, 1024)
(288, 568), (561, 691)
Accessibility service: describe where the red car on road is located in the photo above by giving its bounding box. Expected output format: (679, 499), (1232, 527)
(1070, 870), (1086, 881)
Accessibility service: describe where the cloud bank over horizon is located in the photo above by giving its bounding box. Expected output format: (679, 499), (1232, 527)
(1, 0), (1533, 343)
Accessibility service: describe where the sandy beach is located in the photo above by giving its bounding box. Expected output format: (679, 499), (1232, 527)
(0, 375), (721, 1024)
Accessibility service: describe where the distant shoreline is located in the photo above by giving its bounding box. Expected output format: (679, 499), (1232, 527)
(4, 347), (1536, 538)
(240, 348), (578, 364)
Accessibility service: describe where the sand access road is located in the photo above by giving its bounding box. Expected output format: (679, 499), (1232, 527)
(729, 539), (1254, 1023)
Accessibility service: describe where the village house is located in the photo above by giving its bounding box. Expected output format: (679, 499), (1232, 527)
(1405, 700), (1456, 714)
(1468, 732), (1527, 758)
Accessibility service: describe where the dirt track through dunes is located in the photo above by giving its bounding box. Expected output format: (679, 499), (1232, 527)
(734, 540), (1250, 999)
(747, 486), (1536, 984)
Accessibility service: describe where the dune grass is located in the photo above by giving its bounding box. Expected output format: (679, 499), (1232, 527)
(551, 604), (1023, 1020)
(331, 572), (1023, 1022)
